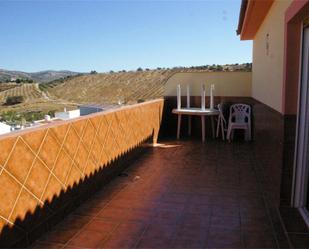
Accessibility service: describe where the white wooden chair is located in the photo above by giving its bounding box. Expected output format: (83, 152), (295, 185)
(227, 104), (251, 142)
(216, 104), (227, 140)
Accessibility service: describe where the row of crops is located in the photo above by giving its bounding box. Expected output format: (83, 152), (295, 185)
(0, 84), (43, 103)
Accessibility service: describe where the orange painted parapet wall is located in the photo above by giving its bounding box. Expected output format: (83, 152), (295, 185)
(0, 99), (163, 233)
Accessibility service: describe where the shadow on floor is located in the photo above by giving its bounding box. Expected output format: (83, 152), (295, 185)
(0, 142), (149, 248)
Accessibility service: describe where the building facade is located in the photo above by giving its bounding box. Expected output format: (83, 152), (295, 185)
(237, 0), (309, 245)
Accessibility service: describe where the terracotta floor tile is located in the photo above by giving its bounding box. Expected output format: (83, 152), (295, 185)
(160, 193), (190, 204)
(184, 204), (212, 215)
(136, 236), (172, 249)
(207, 228), (242, 248)
(83, 218), (118, 233)
(288, 233), (309, 249)
(212, 203), (240, 218)
(181, 214), (210, 228)
(63, 246), (82, 249)
(153, 210), (183, 225)
(84, 197), (109, 208)
(100, 222), (145, 248)
(142, 224), (177, 239)
(240, 197), (265, 209)
(56, 215), (90, 230)
(73, 204), (103, 217)
(171, 239), (206, 249)
(67, 229), (109, 248)
(101, 237), (138, 249)
(241, 217), (272, 232)
(112, 221), (146, 237)
(242, 230), (277, 248)
(212, 196), (240, 207)
(174, 225), (208, 241)
(130, 200), (159, 211)
(29, 140), (286, 249)
(97, 206), (130, 221)
(31, 241), (64, 249)
(126, 209), (156, 222)
(190, 195), (213, 205)
(240, 206), (268, 219)
(106, 198), (135, 209)
(156, 202), (185, 212)
(38, 228), (79, 244)
(210, 216), (240, 230)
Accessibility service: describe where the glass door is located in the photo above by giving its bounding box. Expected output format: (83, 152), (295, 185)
(293, 25), (309, 221)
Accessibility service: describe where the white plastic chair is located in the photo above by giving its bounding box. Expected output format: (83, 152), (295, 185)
(227, 104), (251, 142)
(216, 104), (227, 140)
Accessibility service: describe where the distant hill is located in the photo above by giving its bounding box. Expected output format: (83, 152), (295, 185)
(0, 69), (81, 83)
(44, 70), (176, 105)
(0, 63), (252, 117)
(42, 63), (251, 105)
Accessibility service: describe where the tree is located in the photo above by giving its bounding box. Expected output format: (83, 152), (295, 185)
(216, 65), (223, 71)
(48, 110), (55, 117)
(15, 78), (21, 84)
(90, 70), (97, 74)
(5, 96), (24, 105)
(137, 67), (143, 72)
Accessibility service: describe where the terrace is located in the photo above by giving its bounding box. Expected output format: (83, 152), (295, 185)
(1, 0), (309, 248)
(30, 139), (288, 249)
(0, 91), (307, 249)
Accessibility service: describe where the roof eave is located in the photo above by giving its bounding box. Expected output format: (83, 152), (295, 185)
(237, 0), (275, 40)
(236, 0), (248, 35)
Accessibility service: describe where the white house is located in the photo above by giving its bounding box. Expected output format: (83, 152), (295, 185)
(54, 109), (80, 120)
(0, 122), (11, 135)
(79, 104), (104, 116)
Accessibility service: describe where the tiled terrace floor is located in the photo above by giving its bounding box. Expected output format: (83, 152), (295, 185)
(31, 140), (285, 249)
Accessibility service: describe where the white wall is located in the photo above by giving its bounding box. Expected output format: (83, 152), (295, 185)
(55, 109), (80, 120)
(0, 123), (11, 135)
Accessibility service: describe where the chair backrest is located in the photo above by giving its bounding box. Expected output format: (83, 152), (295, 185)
(229, 104), (251, 124)
(217, 103), (227, 125)
(218, 102), (232, 122)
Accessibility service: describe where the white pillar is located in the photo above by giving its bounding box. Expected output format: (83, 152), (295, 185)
(201, 84), (206, 110)
(177, 84), (181, 110)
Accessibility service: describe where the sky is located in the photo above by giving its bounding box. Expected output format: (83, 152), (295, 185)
(0, 0), (252, 73)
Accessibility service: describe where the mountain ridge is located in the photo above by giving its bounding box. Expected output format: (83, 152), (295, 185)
(0, 69), (81, 83)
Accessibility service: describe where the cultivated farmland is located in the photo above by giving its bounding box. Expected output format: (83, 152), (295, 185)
(45, 70), (176, 105)
(0, 84), (42, 103)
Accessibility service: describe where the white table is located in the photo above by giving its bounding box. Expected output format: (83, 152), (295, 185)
(172, 108), (220, 142)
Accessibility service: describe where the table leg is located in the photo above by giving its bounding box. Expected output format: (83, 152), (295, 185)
(201, 116), (205, 143)
(211, 116), (215, 138)
(188, 116), (191, 136)
(177, 114), (182, 139)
